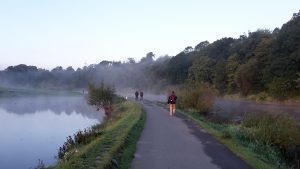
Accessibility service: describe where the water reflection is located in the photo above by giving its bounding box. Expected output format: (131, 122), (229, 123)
(0, 96), (101, 119)
(0, 96), (103, 169)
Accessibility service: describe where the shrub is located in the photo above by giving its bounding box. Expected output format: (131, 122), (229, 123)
(248, 92), (269, 102)
(242, 112), (300, 167)
(88, 83), (115, 117)
(242, 112), (300, 148)
(268, 78), (295, 100)
(178, 82), (217, 114)
(257, 92), (269, 102)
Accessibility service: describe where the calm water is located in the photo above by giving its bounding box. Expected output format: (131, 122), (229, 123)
(214, 98), (300, 121)
(0, 96), (103, 169)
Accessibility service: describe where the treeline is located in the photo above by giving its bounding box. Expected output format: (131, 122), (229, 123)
(167, 11), (300, 99)
(0, 52), (169, 91)
(1, 11), (300, 99)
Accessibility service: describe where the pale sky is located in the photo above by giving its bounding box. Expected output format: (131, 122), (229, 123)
(0, 0), (299, 70)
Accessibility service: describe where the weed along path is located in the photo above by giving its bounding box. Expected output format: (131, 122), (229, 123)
(132, 100), (251, 169)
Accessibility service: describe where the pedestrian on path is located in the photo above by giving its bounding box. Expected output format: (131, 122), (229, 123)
(135, 91), (139, 100)
(140, 91), (144, 101)
(167, 91), (177, 116)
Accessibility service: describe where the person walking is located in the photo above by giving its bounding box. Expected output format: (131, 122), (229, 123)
(167, 91), (177, 116)
(140, 91), (143, 101)
(135, 91), (139, 100)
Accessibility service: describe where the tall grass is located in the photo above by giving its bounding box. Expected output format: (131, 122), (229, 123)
(241, 112), (300, 168)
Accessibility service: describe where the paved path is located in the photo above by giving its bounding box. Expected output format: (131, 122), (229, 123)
(132, 100), (251, 169)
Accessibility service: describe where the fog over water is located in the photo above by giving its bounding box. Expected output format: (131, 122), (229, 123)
(0, 96), (103, 169)
(214, 98), (300, 121)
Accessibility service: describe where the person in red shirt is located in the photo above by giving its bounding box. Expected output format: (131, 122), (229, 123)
(167, 91), (177, 116)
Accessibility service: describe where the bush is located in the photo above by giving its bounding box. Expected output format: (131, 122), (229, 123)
(268, 78), (295, 100)
(247, 92), (269, 102)
(178, 82), (217, 114)
(242, 112), (300, 167)
(242, 112), (300, 148)
(88, 83), (115, 117)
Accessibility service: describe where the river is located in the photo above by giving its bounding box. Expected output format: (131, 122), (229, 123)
(0, 96), (103, 169)
(214, 98), (300, 122)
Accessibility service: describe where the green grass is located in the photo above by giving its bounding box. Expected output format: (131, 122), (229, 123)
(175, 109), (283, 169)
(48, 100), (144, 169)
(115, 109), (146, 169)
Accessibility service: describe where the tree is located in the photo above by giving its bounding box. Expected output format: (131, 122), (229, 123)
(88, 83), (115, 118)
(266, 12), (300, 80)
(51, 66), (63, 72)
(206, 38), (234, 60)
(140, 52), (155, 63)
(167, 52), (193, 84)
(5, 64), (38, 72)
(195, 41), (209, 51)
(268, 77), (295, 100)
(127, 58), (136, 64)
(214, 60), (227, 94)
(99, 60), (112, 66)
(188, 57), (215, 84)
(226, 54), (240, 93)
(234, 59), (258, 96)
(146, 52), (155, 59)
(66, 66), (75, 72)
(295, 73), (300, 90)
(184, 46), (194, 53)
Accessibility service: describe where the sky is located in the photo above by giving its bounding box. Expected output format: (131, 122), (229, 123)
(0, 0), (299, 70)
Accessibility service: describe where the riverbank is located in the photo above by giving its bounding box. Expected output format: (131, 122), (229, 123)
(175, 108), (296, 169)
(47, 99), (145, 169)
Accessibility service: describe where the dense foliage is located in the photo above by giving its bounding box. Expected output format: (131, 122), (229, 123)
(167, 11), (300, 99)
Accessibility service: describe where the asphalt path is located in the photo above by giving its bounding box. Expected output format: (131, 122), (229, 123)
(131, 100), (252, 169)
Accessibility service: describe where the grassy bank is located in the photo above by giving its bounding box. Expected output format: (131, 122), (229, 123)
(49, 99), (145, 169)
(113, 105), (146, 169)
(175, 109), (292, 169)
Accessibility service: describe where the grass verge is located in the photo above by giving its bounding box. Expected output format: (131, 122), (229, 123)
(49, 100), (144, 169)
(114, 108), (146, 169)
(176, 109), (282, 169)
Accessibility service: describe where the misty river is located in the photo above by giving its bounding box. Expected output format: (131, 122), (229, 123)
(0, 96), (103, 169)
(214, 98), (300, 122)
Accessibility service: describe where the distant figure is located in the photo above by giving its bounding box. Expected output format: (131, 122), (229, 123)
(167, 91), (177, 116)
(135, 91), (139, 100)
(140, 91), (143, 100)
